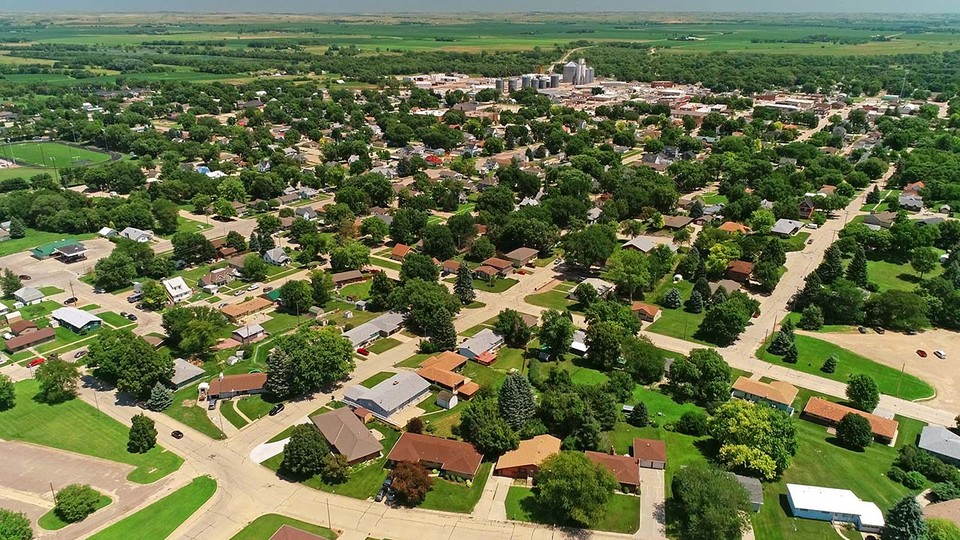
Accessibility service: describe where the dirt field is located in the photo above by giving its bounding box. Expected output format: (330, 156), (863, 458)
(805, 329), (960, 410)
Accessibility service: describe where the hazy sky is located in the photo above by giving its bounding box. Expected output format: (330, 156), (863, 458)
(2, 0), (959, 13)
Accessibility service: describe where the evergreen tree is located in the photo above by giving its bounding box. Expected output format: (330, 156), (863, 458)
(689, 200), (704, 218)
(1, 269), (22, 299)
(498, 372), (536, 430)
(146, 381), (173, 412)
(781, 318), (795, 341)
(821, 354), (838, 373)
(710, 286), (728, 306)
(260, 233), (276, 252)
(866, 185), (880, 204)
(8, 218), (24, 239)
(454, 264), (476, 305)
(264, 348), (293, 397)
(846, 244), (869, 287)
(883, 496), (927, 540)
(127, 414), (157, 453)
(628, 401), (649, 427)
(798, 305), (824, 330)
(816, 243), (844, 284)
(767, 330), (793, 355)
(248, 232), (261, 253)
(764, 238), (786, 267)
(685, 290), (704, 313)
(663, 288), (682, 309)
(793, 271), (823, 311)
(783, 341), (799, 363)
(427, 309), (458, 352)
(694, 276), (712, 301)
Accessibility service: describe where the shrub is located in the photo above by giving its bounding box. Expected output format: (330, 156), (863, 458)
(821, 355), (838, 374)
(933, 482), (960, 502)
(903, 471), (926, 489)
(391, 461), (433, 505)
(929, 518), (960, 540)
(676, 410), (709, 436)
(888, 466), (908, 483)
(54, 484), (101, 523)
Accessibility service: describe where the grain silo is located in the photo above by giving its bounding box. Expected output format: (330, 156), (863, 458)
(562, 61), (577, 84)
(550, 74), (560, 88)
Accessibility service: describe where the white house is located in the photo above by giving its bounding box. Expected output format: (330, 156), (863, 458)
(13, 287), (44, 306)
(457, 328), (504, 361)
(263, 248), (291, 266)
(119, 227), (154, 243)
(162, 276), (192, 303)
(786, 484), (884, 533)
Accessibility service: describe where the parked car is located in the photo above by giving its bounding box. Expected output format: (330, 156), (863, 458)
(858, 326), (867, 334)
(375, 486), (387, 502)
(93, 287), (105, 294)
(269, 403), (285, 416)
(248, 283), (261, 291)
(806, 238), (814, 245)
(357, 347), (370, 357)
(2, 332), (12, 340)
(917, 350), (927, 358)
(17, 275), (30, 280)
(233, 290), (245, 296)
(120, 311), (129, 318)
(126, 313), (138, 321)
(64, 297), (78, 305)
(27, 358), (44, 368)
(263, 286), (274, 293)
(935, 350), (948, 359)
(218, 302), (228, 308)
(126, 293), (141, 303)
(207, 398), (218, 410)
(171, 430), (184, 440)
(74, 350), (87, 359)
(386, 490), (396, 503)
(874, 327), (886, 334)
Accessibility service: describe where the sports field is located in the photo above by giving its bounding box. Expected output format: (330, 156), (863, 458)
(0, 142), (111, 168)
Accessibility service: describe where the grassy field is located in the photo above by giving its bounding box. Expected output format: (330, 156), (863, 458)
(505, 486), (641, 534)
(236, 395), (275, 420)
(523, 289), (574, 311)
(230, 514), (337, 540)
(0, 228), (96, 258)
(0, 379), (183, 483)
(220, 399), (248, 429)
(757, 334), (934, 401)
(38, 493), (111, 531)
(89, 476), (217, 540)
(367, 337), (401, 354)
(164, 383), (225, 440)
(419, 463), (492, 513)
(866, 258), (944, 292)
(645, 280), (709, 345)
(473, 277), (519, 293)
(360, 371), (396, 388)
(0, 142), (111, 168)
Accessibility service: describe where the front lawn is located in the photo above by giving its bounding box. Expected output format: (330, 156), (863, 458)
(757, 334), (934, 401)
(0, 379), (183, 484)
(164, 383), (225, 440)
(420, 463), (492, 513)
(523, 290), (573, 311)
(220, 399), (248, 429)
(473, 277), (519, 293)
(781, 231), (811, 252)
(505, 486), (641, 534)
(38, 286), (64, 296)
(360, 371), (396, 388)
(370, 257), (402, 272)
(38, 493), (111, 530)
(230, 514), (337, 540)
(89, 476), (217, 540)
(866, 258), (944, 292)
(236, 395), (275, 420)
(99, 311), (134, 329)
(367, 337), (401, 355)
(395, 352), (431, 368)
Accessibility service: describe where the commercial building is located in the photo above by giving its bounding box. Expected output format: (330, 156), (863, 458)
(786, 483), (884, 532)
(494, 435), (561, 479)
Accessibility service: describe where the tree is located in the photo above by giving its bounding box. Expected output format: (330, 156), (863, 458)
(846, 244), (869, 286)
(928, 519), (960, 540)
(498, 373), (536, 430)
(54, 484), (101, 523)
(748, 209), (776, 235)
(360, 216), (389, 244)
(535, 451), (619, 525)
(389, 208), (428, 245)
(329, 241), (370, 272)
(822, 354), (838, 373)
(240, 253), (268, 281)
(585, 321), (624, 371)
(672, 464), (752, 540)
(667, 348), (731, 411)
(911, 246), (940, 279)
(406, 417), (425, 434)
(621, 335), (666, 384)
(35, 357), (79, 404)
(846, 374), (880, 411)
(865, 290), (929, 332)
(817, 243), (844, 284)
(836, 412), (874, 451)
(662, 288), (682, 309)
(0, 374), (14, 411)
(798, 305), (824, 330)
(468, 236), (496, 261)
(0, 509), (32, 540)
(388, 279), (461, 333)
(309, 270), (334, 307)
(267, 327), (354, 396)
(171, 232), (215, 265)
(459, 397), (518, 456)
(424, 307), (458, 352)
(136, 279), (165, 310)
(147, 381), (173, 412)
(89, 329), (173, 398)
(1, 269), (21, 299)
(767, 328), (793, 356)
(685, 290), (704, 313)
(606, 249), (650, 300)
(368, 271), (394, 312)
(225, 230), (247, 252)
(752, 259), (782, 293)
(495, 309), (532, 348)
(8, 218), (24, 239)
(212, 198), (236, 220)
(883, 495), (927, 540)
(447, 213), (477, 249)
(390, 461), (433, 506)
(697, 300), (750, 347)
(281, 424), (330, 477)
(279, 280), (314, 314)
(321, 454), (349, 484)
(454, 263), (475, 305)
(94, 252), (137, 291)
(628, 401), (649, 427)
(562, 224), (617, 268)
(539, 309), (574, 360)
(709, 399), (798, 479)
(128, 414), (157, 453)
(422, 224), (457, 261)
(677, 410), (709, 436)
(400, 253), (439, 283)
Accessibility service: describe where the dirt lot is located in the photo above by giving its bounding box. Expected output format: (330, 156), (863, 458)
(808, 329), (960, 409)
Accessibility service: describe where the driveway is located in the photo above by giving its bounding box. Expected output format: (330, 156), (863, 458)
(638, 468), (667, 539)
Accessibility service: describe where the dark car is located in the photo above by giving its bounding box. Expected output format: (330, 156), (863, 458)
(207, 398), (218, 410)
(917, 350), (928, 358)
(375, 486), (387, 502)
(858, 326), (867, 334)
(120, 311), (129, 318)
(17, 275), (30, 281)
(126, 313), (138, 321)
(263, 286), (274, 293)
(269, 403), (285, 416)
(64, 297), (78, 305)
(171, 430), (184, 439)
(874, 327), (886, 334)
(74, 350), (87, 359)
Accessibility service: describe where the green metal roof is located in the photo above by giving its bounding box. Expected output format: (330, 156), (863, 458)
(31, 238), (82, 258)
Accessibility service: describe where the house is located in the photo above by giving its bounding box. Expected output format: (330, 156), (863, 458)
(771, 219), (804, 237)
(199, 268), (234, 288)
(31, 239), (85, 260)
(481, 257), (514, 276)
(342, 311), (405, 348)
(51, 307), (102, 334)
(169, 358), (206, 390)
(662, 215), (694, 230)
(457, 328), (504, 361)
(232, 324), (266, 344)
(391, 244), (412, 261)
(221, 297), (274, 322)
(630, 301), (662, 323)
(119, 227), (154, 243)
(569, 278), (615, 301)
(632, 438), (667, 469)
(731, 376), (798, 415)
(585, 451), (641, 491)
(436, 390), (458, 410)
(474, 266), (499, 281)
(207, 373), (267, 399)
(264, 248), (291, 266)
(903, 181), (925, 196)
(622, 236), (657, 253)
(919, 425), (960, 466)
(162, 277), (192, 303)
(725, 260), (755, 283)
(294, 207), (318, 221)
(899, 194), (924, 212)
(709, 279), (742, 296)
(5, 327), (55, 352)
(269, 524), (330, 540)
(494, 435), (562, 479)
(13, 287), (44, 306)
(441, 260), (461, 275)
(732, 473), (764, 512)
(863, 211), (898, 229)
(98, 227), (117, 238)
(802, 397), (898, 444)
(9, 319), (37, 335)
(343, 372), (430, 420)
(331, 270), (365, 289)
(387, 432), (483, 479)
(586, 207), (602, 223)
(798, 197), (817, 219)
(718, 221), (751, 235)
(415, 351), (480, 398)
(310, 407), (383, 465)
(504, 247), (539, 268)
(786, 483), (884, 533)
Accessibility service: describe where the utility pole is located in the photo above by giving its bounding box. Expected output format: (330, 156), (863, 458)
(326, 497), (332, 529)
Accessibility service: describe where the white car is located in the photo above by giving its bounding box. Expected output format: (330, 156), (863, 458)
(247, 283), (261, 291)
(935, 350), (947, 359)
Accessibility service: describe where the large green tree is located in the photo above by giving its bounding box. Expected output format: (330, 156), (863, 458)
(883, 495), (927, 540)
(265, 327), (354, 397)
(0, 509), (32, 540)
(459, 397), (518, 457)
(836, 412), (874, 450)
(667, 348), (731, 411)
(709, 399), (798, 479)
(127, 414), (157, 454)
(279, 279), (314, 314)
(89, 329), (173, 398)
(498, 372), (536, 430)
(35, 357), (79, 404)
(621, 334), (666, 384)
(54, 484), (101, 523)
(539, 309), (575, 360)
(494, 309), (532, 349)
(672, 464), (752, 540)
(0, 374), (14, 411)
(453, 263), (475, 305)
(281, 424), (330, 477)
(534, 451), (620, 526)
(846, 374), (880, 412)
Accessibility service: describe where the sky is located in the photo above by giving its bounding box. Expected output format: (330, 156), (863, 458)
(2, 0), (959, 13)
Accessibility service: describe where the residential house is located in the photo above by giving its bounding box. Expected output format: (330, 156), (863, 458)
(474, 266), (499, 281)
(331, 270), (365, 289)
(295, 207), (318, 221)
(5, 327), (55, 352)
(786, 483), (884, 533)
(899, 194), (924, 212)
(343, 372), (431, 421)
(199, 268), (234, 289)
(731, 376), (798, 415)
(9, 320), (37, 335)
(481, 257), (514, 276)
(725, 260), (755, 283)
(631, 301), (662, 323)
(119, 227), (154, 243)
(162, 277), (192, 304)
(733, 474), (764, 512)
(586, 207), (602, 223)
(13, 287), (44, 306)
(903, 181), (925, 196)
(662, 215), (694, 230)
(310, 407), (383, 465)
(441, 260), (461, 275)
(585, 451), (641, 491)
(622, 236), (657, 253)
(51, 307), (102, 334)
(264, 248), (291, 266)
(98, 227), (117, 238)
(415, 351), (480, 398)
(919, 425), (960, 466)
(798, 197), (817, 219)
(709, 279), (742, 296)
(169, 358), (206, 390)
(221, 297), (274, 322)
(569, 278), (615, 301)
(206, 373), (267, 400)
(632, 438), (667, 469)
(269, 525), (329, 540)
(457, 328), (504, 363)
(211, 238), (239, 260)
(278, 193), (299, 205)
(802, 397), (898, 444)
(718, 222), (752, 235)
(771, 219), (804, 237)
(387, 432), (483, 479)
(494, 435), (562, 479)
(863, 211), (898, 229)
(391, 244), (412, 261)
(504, 247), (539, 268)
(232, 324), (266, 344)
(342, 312), (405, 348)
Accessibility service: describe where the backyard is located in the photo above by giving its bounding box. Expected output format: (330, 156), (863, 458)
(645, 280), (708, 345)
(88, 476), (217, 540)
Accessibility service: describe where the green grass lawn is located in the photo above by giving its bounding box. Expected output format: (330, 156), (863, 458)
(420, 463), (492, 513)
(260, 311), (305, 334)
(645, 280), (708, 345)
(757, 334), (934, 401)
(866, 258), (944, 292)
(360, 371), (396, 388)
(473, 277), (519, 293)
(523, 290), (573, 311)
(369, 257), (402, 272)
(266, 424), (300, 444)
(461, 323), (493, 338)
(89, 476), (217, 540)
(220, 399), (248, 429)
(492, 347), (526, 372)
(35, 326), (102, 354)
(396, 352), (432, 368)
(38, 494), (111, 531)
(367, 337), (401, 354)
(99, 311), (134, 329)
(17, 300), (63, 321)
(0, 229), (97, 258)
(505, 486), (641, 534)
(38, 286), (64, 296)
(781, 231), (811, 252)
(339, 280), (372, 301)
(553, 356), (608, 386)
(0, 142), (110, 168)
(463, 361), (506, 389)
(229, 514), (337, 540)
(164, 383), (225, 440)
(0, 380), (183, 483)
(237, 395), (275, 420)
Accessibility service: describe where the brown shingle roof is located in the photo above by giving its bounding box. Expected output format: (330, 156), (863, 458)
(585, 451), (640, 487)
(732, 376), (798, 406)
(718, 222), (752, 234)
(803, 397), (898, 440)
(495, 435), (561, 471)
(482, 257), (513, 270)
(4, 327), (55, 351)
(9, 319), (37, 335)
(269, 524), (328, 540)
(310, 407), (383, 463)
(208, 373), (267, 397)
(391, 244), (411, 258)
(630, 301), (661, 319)
(221, 297), (274, 320)
(632, 438), (667, 463)
(662, 215), (694, 229)
(726, 260), (755, 274)
(387, 432), (482, 477)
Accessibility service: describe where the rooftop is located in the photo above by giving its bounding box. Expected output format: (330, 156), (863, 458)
(495, 435), (561, 471)
(585, 451), (640, 486)
(51, 307), (102, 329)
(310, 407), (383, 463)
(387, 432), (482, 477)
(208, 372), (267, 396)
(786, 483), (884, 530)
(919, 425), (960, 461)
(803, 397), (898, 440)
(632, 438), (667, 463)
(343, 372), (430, 415)
(732, 376), (798, 406)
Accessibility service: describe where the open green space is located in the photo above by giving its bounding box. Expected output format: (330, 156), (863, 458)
(367, 337), (401, 355)
(164, 384), (225, 440)
(369, 257), (402, 272)
(237, 395), (275, 420)
(38, 494), (111, 531)
(229, 514), (337, 540)
(220, 399), (248, 429)
(0, 229), (96, 258)
(89, 476), (217, 540)
(523, 289), (574, 311)
(505, 486), (641, 534)
(472, 277), (519, 293)
(360, 371), (396, 388)
(757, 334), (934, 401)
(35, 326), (103, 354)
(554, 356), (608, 386)
(339, 280), (372, 301)
(99, 311), (134, 329)
(420, 463), (492, 513)
(866, 258), (944, 292)
(0, 379), (183, 484)
(37, 286), (64, 296)
(0, 142), (111, 168)
(645, 280), (709, 345)
(491, 347), (526, 372)
(463, 361), (506, 389)
(396, 352), (431, 368)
